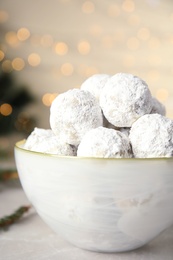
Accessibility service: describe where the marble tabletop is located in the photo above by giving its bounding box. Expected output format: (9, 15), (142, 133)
(0, 177), (173, 260)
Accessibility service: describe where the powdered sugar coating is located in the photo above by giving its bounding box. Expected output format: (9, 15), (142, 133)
(24, 127), (76, 155)
(50, 89), (103, 146)
(151, 97), (166, 116)
(100, 73), (153, 127)
(80, 74), (110, 101)
(77, 126), (132, 158)
(24, 128), (54, 149)
(129, 114), (173, 158)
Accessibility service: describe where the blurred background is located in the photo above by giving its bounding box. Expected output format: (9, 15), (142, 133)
(0, 0), (173, 156)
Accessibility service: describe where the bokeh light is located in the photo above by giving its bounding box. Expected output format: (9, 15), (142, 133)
(42, 93), (58, 106)
(17, 28), (30, 41)
(5, 31), (19, 47)
(78, 41), (91, 55)
(0, 10), (9, 23)
(82, 1), (95, 14)
(54, 42), (68, 55)
(28, 53), (41, 66)
(61, 63), (74, 76)
(122, 0), (135, 13)
(0, 103), (13, 116)
(12, 58), (25, 71)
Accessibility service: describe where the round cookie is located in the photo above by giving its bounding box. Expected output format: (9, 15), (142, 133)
(150, 97), (166, 116)
(24, 127), (76, 155)
(80, 74), (110, 101)
(24, 127), (54, 150)
(50, 89), (103, 146)
(77, 126), (132, 158)
(100, 73), (153, 127)
(129, 114), (173, 158)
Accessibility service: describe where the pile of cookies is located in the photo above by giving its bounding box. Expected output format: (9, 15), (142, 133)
(24, 73), (173, 158)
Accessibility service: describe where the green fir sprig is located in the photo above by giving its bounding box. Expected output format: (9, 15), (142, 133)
(0, 205), (31, 230)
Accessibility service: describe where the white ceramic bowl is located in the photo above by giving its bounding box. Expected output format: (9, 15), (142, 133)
(14, 140), (173, 253)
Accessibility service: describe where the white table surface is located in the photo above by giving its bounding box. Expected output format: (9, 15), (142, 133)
(1, 176), (173, 260)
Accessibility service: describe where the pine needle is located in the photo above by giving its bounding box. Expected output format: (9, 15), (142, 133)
(0, 205), (31, 230)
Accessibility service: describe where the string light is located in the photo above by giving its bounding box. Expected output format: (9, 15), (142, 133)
(42, 93), (58, 106)
(28, 53), (41, 67)
(5, 31), (19, 47)
(17, 28), (30, 41)
(82, 1), (95, 14)
(0, 103), (13, 116)
(54, 42), (68, 55)
(61, 63), (74, 76)
(0, 10), (9, 23)
(78, 41), (91, 55)
(122, 0), (135, 13)
(12, 58), (25, 71)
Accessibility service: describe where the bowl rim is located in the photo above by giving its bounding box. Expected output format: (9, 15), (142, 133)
(15, 139), (173, 161)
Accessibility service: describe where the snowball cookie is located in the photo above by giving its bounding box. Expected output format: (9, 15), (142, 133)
(80, 74), (110, 101)
(77, 126), (132, 158)
(150, 97), (166, 116)
(50, 89), (103, 146)
(24, 127), (76, 156)
(100, 73), (153, 127)
(129, 114), (173, 158)
(24, 127), (54, 149)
